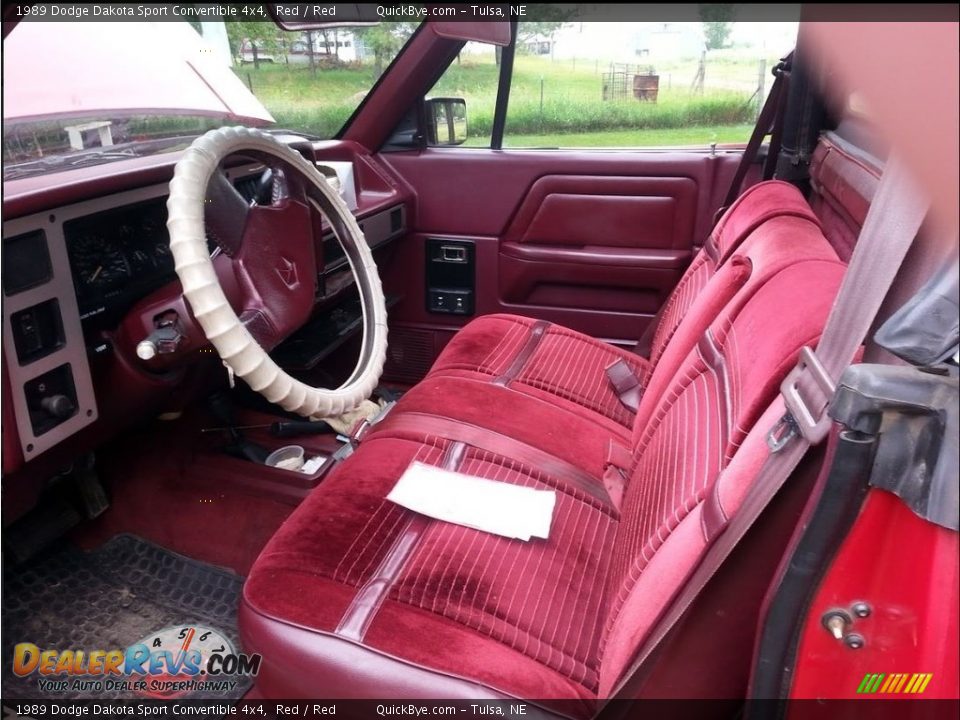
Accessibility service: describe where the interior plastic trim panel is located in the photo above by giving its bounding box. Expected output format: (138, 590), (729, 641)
(3, 210), (101, 460)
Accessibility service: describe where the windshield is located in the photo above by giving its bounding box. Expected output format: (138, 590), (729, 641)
(2, 20), (417, 179)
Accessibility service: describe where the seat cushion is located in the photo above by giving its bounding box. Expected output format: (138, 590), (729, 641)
(429, 313), (650, 432)
(242, 434), (614, 712)
(368, 375), (629, 490)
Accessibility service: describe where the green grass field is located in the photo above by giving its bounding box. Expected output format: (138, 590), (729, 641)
(498, 124), (754, 148)
(241, 53), (762, 147)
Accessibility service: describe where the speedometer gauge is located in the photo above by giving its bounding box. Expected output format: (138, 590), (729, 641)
(151, 240), (174, 271)
(69, 234), (130, 292)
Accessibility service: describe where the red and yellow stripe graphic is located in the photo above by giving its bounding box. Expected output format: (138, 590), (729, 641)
(857, 672), (933, 694)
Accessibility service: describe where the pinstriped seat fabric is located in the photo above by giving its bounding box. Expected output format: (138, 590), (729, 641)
(240, 181), (846, 712)
(422, 181), (821, 433)
(428, 314), (652, 431)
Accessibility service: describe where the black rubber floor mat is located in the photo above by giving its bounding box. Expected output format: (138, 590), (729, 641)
(2, 534), (251, 700)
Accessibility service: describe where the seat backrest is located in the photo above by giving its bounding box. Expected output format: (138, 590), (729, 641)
(598, 224), (846, 694)
(808, 131), (883, 261)
(645, 180), (820, 368)
(635, 210), (840, 432)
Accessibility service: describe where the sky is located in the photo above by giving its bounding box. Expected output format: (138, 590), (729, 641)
(466, 21), (801, 63)
(553, 22), (800, 60)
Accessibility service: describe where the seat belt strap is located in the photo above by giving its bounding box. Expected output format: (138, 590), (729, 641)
(607, 156), (928, 701)
(372, 411), (616, 509)
(721, 54), (793, 212)
(605, 358), (643, 412)
(603, 440), (633, 510)
(769, 156), (927, 448)
(761, 67), (790, 181)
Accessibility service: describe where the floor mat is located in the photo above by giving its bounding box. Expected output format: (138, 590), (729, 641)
(2, 534), (251, 700)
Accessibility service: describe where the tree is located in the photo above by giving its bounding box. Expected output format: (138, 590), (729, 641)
(507, 5), (572, 65)
(319, 28), (337, 63)
(516, 21), (566, 48)
(306, 30), (317, 74)
(506, 21), (566, 64)
(699, 4), (735, 50)
(703, 22), (733, 50)
(509, 20), (566, 64)
(224, 21), (279, 69)
(355, 23), (417, 77)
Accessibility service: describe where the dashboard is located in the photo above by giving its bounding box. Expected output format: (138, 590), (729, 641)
(2, 142), (409, 474)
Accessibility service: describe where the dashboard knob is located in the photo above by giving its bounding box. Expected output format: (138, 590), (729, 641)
(40, 394), (75, 419)
(136, 340), (158, 360)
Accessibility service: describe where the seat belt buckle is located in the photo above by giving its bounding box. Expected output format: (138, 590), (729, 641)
(350, 418), (373, 446)
(768, 346), (836, 451)
(605, 359), (642, 413)
(333, 414), (377, 463)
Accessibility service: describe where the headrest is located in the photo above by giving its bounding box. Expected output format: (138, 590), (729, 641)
(706, 180), (820, 266)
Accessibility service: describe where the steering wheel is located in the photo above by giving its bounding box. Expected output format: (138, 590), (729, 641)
(165, 126), (387, 419)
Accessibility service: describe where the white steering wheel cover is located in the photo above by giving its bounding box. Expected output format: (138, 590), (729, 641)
(166, 126), (387, 418)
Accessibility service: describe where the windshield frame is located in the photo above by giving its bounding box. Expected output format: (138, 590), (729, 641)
(332, 21), (427, 141)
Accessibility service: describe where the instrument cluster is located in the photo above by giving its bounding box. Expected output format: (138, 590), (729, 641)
(64, 198), (175, 325)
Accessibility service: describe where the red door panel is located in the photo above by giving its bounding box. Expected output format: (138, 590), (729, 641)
(499, 245), (689, 313)
(511, 192), (679, 246)
(382, 147), (738, 241)
(498, 174), (697, 313)
(503, 175), (697, 249)
(378, 147), (742, 381)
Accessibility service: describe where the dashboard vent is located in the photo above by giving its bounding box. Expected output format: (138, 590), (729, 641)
(390, 207), (403, 234)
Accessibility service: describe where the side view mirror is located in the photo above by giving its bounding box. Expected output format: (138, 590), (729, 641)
(425, 97), (467, 146)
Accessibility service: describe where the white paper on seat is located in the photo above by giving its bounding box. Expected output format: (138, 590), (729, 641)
(387, 462), (556, 541)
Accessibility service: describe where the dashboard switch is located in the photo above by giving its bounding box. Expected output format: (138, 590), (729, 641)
(40, 394), (75, 420)
(429, 288), (473, 315)
(25, 364), (78, 436)
(11, 299), (65, 365)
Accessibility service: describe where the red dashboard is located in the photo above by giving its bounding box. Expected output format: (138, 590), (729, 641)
(1, 136), (413, 518)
